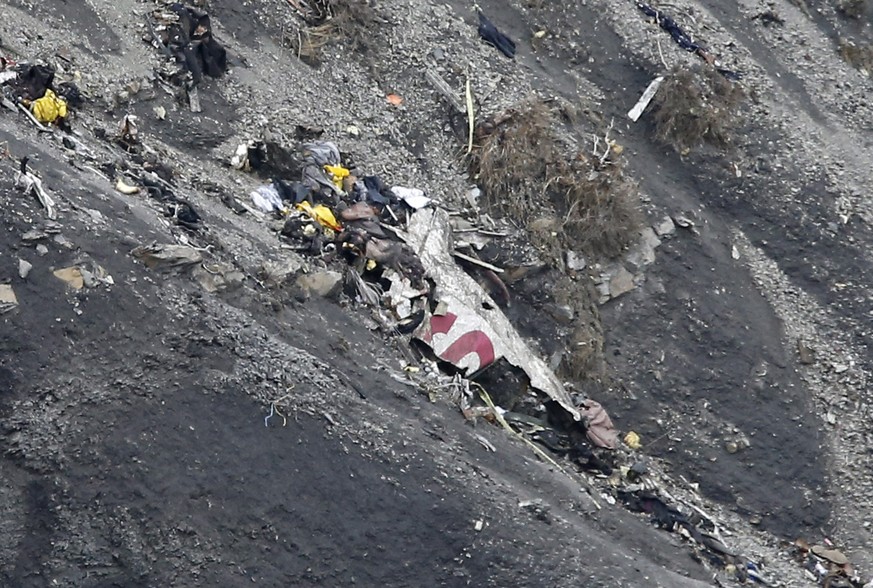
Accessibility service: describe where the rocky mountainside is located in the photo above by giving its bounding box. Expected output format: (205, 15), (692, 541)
(2, 0), (873, 586)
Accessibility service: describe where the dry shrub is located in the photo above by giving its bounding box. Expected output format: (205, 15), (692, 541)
(469, 101), (641, 261)
(839, 39), (873, 73)
(652, 66), (745, 152)
(472, 101), (559, 222)
(291, 29), (331, 66)
(292, 0), (381, 65)
(561, 154), (641, 257)
(837, 0), (868, 18)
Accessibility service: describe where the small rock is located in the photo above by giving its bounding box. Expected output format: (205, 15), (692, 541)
(22, 229), (48, 242)
(833, 363), (849, 374)
(731, 245), (740, 260)
(193, 264), (245, 293)
(653, 216), (675, 236)
(625, 228), (661, 273)
(546, 303), (574, 324)
(608, 266), (635, 299)
(673, 214), (695, 229)
(296, 270), (342, 299)
(261, 259), (303, 287)
(724, 441), (739, 454)
(346, 124), (360, 137)
(153, 105), (166, 120)
(36, 244), (49, 256)
(797, 341), (815, 364)
(80, 267), (98, 288)
(53, 234), (74, 249)
(18, 259), (32, 279)
(639, 227), (662, 251)
(77, 263), (112, 288)
(595, 281), (611, 304)
(85, 209), (105, 224)
(565, 250), (586, 271)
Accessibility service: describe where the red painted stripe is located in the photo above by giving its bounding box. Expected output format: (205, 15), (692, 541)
(439, 330), (496, 369)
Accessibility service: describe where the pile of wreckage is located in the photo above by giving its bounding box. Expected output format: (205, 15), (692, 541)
(232, 136), (617, 445)
(143, 2), (228, 112)
(229, 137), (873, 588)
(1, 56), (82, 130)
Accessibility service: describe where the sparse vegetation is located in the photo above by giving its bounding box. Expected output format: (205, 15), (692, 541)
(469, 100), (641, 261)
(839, 38), (873, 74)
(652, 66), (746, 152)
(837, 0), (868, 18)
(291, 0), (381, 66)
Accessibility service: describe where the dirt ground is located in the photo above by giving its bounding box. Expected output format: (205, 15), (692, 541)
(2, 0), (873, 586)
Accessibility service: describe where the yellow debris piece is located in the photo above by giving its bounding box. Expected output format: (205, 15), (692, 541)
(31, 89), (68, 124)
(623, 431), (642, 450)
(296, 201), (342, 232)
(323, 164), (350, 191)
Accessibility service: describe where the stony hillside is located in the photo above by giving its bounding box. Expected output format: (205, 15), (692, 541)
(2, 0), (873, 586)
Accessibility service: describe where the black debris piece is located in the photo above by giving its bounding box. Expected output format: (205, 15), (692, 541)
(362, 175), (396, 205)
(55, 81), (83, 107)
(152, 4), (227, 86)
(637, 2), (700, 53)
(274, 179), (310, 205)
(12, 63), (55, 100)
(141, 173), (203, 230)
(751, 10), (785, 27)
(477, 12), (516, 58)
(249, 141), (303, 181)
(636, 2), (741, 80)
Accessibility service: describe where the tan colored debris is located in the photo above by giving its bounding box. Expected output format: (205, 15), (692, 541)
(53, 266), (85, 290)
(0, 284), (19, 312)
(131, 244), (202, 270)
(811, 545), (849, 566)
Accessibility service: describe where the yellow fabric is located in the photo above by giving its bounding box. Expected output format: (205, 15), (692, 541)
(31, 89), (68, 124)
(323, 164), (350, 190)
(623, 431), (642, 450)
(296, 201), (342, 232)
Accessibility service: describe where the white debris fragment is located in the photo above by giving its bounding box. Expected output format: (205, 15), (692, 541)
(627, 76), (665, 122)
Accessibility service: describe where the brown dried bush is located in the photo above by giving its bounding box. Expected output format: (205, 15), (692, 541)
(291, 0), (381, 65)
(839, 39), (873, 73)
(652, 66), (745, 152)
(469, 100), (641, 261)
(837, 0), (868, 18)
